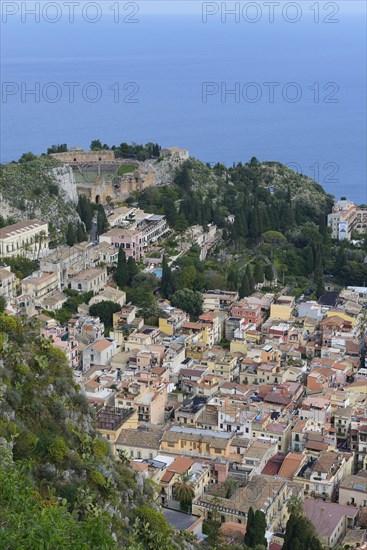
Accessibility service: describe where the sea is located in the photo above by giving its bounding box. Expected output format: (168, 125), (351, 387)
(1, 2), (366, 204)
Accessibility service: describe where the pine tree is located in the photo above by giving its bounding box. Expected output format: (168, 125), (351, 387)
(115, 247), (127, 288)
(66, 222), (76, 247)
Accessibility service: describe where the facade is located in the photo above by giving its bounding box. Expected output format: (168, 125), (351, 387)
(100, 227), (144, 260)
(68, 267), (107, 293)
(0, 266), (16, 302)
(328, 199), (367, 240)
(82, 338), (117, 371)
(203, 290), (239, 312)
(0, 219), (48, 259)
(160, 147), (189, 162)
(21, 271), (59, 307)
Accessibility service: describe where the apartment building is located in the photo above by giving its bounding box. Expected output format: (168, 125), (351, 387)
(159, 306), (189, 335)
(67, 267), (107, 293)
(0, 219), (48, 259)
(0, 266), (16, 302)
(21, 271), (59, 307)
(100, 227), (144, 260)
(328, 199), (367, 240)
(202, 290), (239, 312)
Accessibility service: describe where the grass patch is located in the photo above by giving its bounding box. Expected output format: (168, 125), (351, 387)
(117, 164), (136, 176)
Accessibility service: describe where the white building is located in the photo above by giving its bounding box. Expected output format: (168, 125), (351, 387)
(82, 338), (117, 371)
(0, 266), (16, 302)
(0, 220), (48, 259)
(67, 267), (107, 294)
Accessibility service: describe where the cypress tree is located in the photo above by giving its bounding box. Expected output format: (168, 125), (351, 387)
(77, 195), (93, 232)
(253, 261), (264, 284)
(115, 247), (127, 288)
(253, 510), (267, 547)
(161, 255), (174, 299)
(66, 222), (76, 247)
(97, 205), (109, 235)
(304, 245), (314, 274)
(239, 273), (251, 298)
(246, 265), (255, 293)
(244, 507), (255, 547)
(264, 264), (274, 281)
(126, 256), (138, 285)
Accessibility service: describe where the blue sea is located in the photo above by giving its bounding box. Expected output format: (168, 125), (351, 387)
(1, 2), (366, 203)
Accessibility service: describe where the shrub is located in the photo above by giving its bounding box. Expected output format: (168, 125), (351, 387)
(48, 436), (68, 464)
(92, 438), (109, 461)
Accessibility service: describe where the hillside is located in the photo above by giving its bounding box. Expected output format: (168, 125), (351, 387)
(0, 314), (195, 549)
(0, 157), (79, 232)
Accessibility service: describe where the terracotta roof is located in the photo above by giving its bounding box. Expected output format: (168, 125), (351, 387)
(278, 453), (305, 479)
(169, 457), (195, 474)
(92, 339), (114, 352)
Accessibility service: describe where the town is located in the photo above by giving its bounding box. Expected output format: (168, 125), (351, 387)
(1, 147), (367, 550)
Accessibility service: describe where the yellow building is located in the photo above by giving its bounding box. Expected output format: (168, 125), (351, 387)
(160, 426), (233, 459)
(270, 296), (295, 321)
(96, 407), (138, 449)
(326, 310), (356, 326)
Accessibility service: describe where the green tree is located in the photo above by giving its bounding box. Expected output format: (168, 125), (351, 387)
(160, 255), (174, 299)
(0, 296), (7, 313)
(173, 472), (195, 510)
(115, 247), (127, 288)
(244, 506), (255, 547)
(171, 289), (203, 317)
(89, 301), (121, 329)
(264, 264), (274, 281)
(66, 222), (76, 246)
(283, 512), (323, 550)
(239, 273), (251, 298)
(96, 205), (108, 235)
(126, 256), (139, 286)
(76, 221), (88, 243)
(77, 195), (93, 232)
(253, 510), (267, 547)
(253, 261), (264, 284)
(90, 139), (103, 150)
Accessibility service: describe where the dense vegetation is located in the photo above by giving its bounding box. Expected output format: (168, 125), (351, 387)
(128, 157), (367, 300)
(90, 140), (161, 160)
(0, 314), (194, 549)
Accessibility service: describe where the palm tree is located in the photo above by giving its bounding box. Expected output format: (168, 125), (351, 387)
(173, 472), (194, 510)
(117, 449), (130, 465)
(223, 477), (238, 498)
(287, 494), (303, 516)
(36, 230), (48, 259)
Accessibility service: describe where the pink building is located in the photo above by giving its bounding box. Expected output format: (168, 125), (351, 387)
(42, 326), (79, 369)
(99, 227), (144, 260)
(231, 301), (262, 327)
